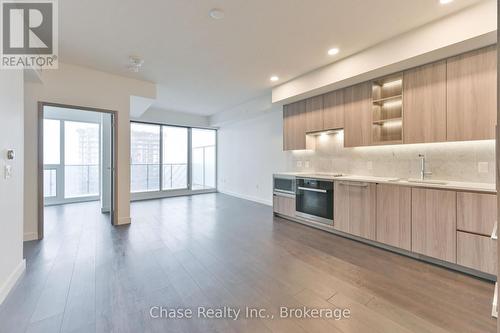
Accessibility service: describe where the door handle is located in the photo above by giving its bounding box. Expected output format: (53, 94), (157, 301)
(297, 187), (327, 193)
(491, 221), (497, 240)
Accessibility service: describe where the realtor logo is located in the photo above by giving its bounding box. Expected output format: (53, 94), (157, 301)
(1, 0), (58, 69)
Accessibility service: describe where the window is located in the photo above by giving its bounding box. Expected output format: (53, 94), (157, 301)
(130, 122), (217, 196)
(43, 119), (60, 164)
(162, 126), (188, 190)
(192, 128), (216, 190)
(43, 169), (57, 198)
(64, 121), (100, 198)
(130, 123), (160, 192)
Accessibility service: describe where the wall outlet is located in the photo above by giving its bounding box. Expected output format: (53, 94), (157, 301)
(296, 160), (303, 168)
(478, 162), (489, 173)
(366, 161), (373, 170)
(4, 165), (12, 179)
(305, 161), (310, 168)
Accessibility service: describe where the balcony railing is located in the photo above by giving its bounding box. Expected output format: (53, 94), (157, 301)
(130, 163), (187, 193)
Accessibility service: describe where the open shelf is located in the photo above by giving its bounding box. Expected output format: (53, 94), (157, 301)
(372, 74), (403, 145)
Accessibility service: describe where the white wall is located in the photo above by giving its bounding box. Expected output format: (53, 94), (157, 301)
(24, 63), (156, 240)
(0, 70), (25, 304)
(217, 110), (286, 205)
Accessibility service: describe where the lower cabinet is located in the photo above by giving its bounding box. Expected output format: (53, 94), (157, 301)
(376, 184), (411, 251)
(334, 181), (376, 240)
(457, 231), (497, 275)
(411, 188), (457, 262)
(273, 194), (296, 218)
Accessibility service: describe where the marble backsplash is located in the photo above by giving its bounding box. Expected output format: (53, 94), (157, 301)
(286, 131), (495, 184)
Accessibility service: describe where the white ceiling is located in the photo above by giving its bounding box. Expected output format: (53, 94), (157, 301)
(59, 0), (485, 115)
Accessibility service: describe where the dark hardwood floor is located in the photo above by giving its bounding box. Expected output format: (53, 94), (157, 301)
(0, 193), (496, 332)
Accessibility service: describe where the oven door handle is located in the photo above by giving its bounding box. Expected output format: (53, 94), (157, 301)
(297, 186), (327, 193)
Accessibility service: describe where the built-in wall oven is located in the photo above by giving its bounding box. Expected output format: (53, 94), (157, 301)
(295, 178), (333, 225)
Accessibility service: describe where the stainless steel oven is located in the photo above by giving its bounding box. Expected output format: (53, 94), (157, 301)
(295, 178), (333, 225)
(273, 175), (296, 195)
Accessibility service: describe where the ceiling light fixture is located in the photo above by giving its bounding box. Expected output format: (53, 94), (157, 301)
(270, 76), (279, 82)
(439, 0), (454, 4)
(127, 56), (144, 72)
(209, 8), (225, 20)
(327, 48), (339, 56)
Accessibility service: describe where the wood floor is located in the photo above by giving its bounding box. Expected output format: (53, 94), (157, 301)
(0, 193), (496, 332)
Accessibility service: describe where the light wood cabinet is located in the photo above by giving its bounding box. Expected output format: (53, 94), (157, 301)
(344, 83), (372, 147)
(403, 60), (447, 144)
(446, 45), (497, 141)
(457, 231), (497, 275)
(273, 194), (296, 218)
(305, 95), (323, 133)
(322, 90), (344, 130)
(457, 192), (497, 236)
(334, 181), (376, 240)
(376, 184), (411, 250)
(411, 188), (457, 262)
(283, 101), (308, 151)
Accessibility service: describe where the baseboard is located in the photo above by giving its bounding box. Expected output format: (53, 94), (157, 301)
(0, 259), (26, 305)
(23, 232), (37, 241)
(218, 189), (272, 206)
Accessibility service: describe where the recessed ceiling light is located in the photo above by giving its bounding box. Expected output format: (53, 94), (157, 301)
(439, 0), (453, 4)
(270, 76), (279, 82)
(328, 48), (339, 56)
(209, 8), (225, 19)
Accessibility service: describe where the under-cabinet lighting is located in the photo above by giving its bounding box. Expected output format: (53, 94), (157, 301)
(439, 0), (454, 5)
(327, 48), (339, 56)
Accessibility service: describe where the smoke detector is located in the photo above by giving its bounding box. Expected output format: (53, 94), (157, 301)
(209, 8), (225, 20)
(127, 56), (144, 72)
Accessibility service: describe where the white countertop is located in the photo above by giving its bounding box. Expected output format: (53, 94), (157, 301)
(274, 172), (496, 193)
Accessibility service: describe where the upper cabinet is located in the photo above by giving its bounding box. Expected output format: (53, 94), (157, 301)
(323, 90), (344, 130)
(403, 60), (447, 144)
(446, 45), (497, 141)
(344, 82), (372, 147)
(281, 45), (497, 150)
(305, 95), (324, 133)
(283, 101), (307, 151)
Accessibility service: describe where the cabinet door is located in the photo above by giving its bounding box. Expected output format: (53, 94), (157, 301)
(348, 182), (376, 240)
(376, 184), (411, 250)
(457, 231), (497, 275)
(305, 95), (323, 133)
(333, 182), (350, 233)
(323, 90), (344, 130)
(283, 101), (307, 150)
(446, 46), (497, 141)
(403, 60), (447, 144)
(344, 83), (372, 147)
(411, 188), (457, 262)
(273, 194), (296, 218)
(457, 192), (496, 236)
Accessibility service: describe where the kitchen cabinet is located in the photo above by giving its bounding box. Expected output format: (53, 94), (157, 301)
(283, 101), (309, 151)
(457, 192), (497, 236)
(411, 188), (457, 262)
(305, 95), (323, 133)
(376, 184), (411, 250)
(457, 231), (497, 275)
(344, 83), (372, 147)
(446, 45), (497, 141)
(322, 90), (344, 130)
(403, 60), (447, 144)
(334, 181), (376, 240)
(273, 194), (296, 218)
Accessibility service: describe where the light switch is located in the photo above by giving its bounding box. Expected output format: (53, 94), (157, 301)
(296, 161), (303, 168)
(305, 161), (310, 168)
(4, 165), (12, 179)
(478, 162), (489, 173)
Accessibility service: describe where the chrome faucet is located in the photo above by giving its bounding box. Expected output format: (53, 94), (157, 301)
(418, 154), (432, 181)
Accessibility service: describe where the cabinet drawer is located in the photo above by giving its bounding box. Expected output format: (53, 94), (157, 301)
(273, 194), (296, 218)
(457, 231), (497, 275)
(457, 192), (496, 236)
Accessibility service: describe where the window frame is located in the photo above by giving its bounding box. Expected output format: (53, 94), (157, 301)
(130, 120), (217, 201)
